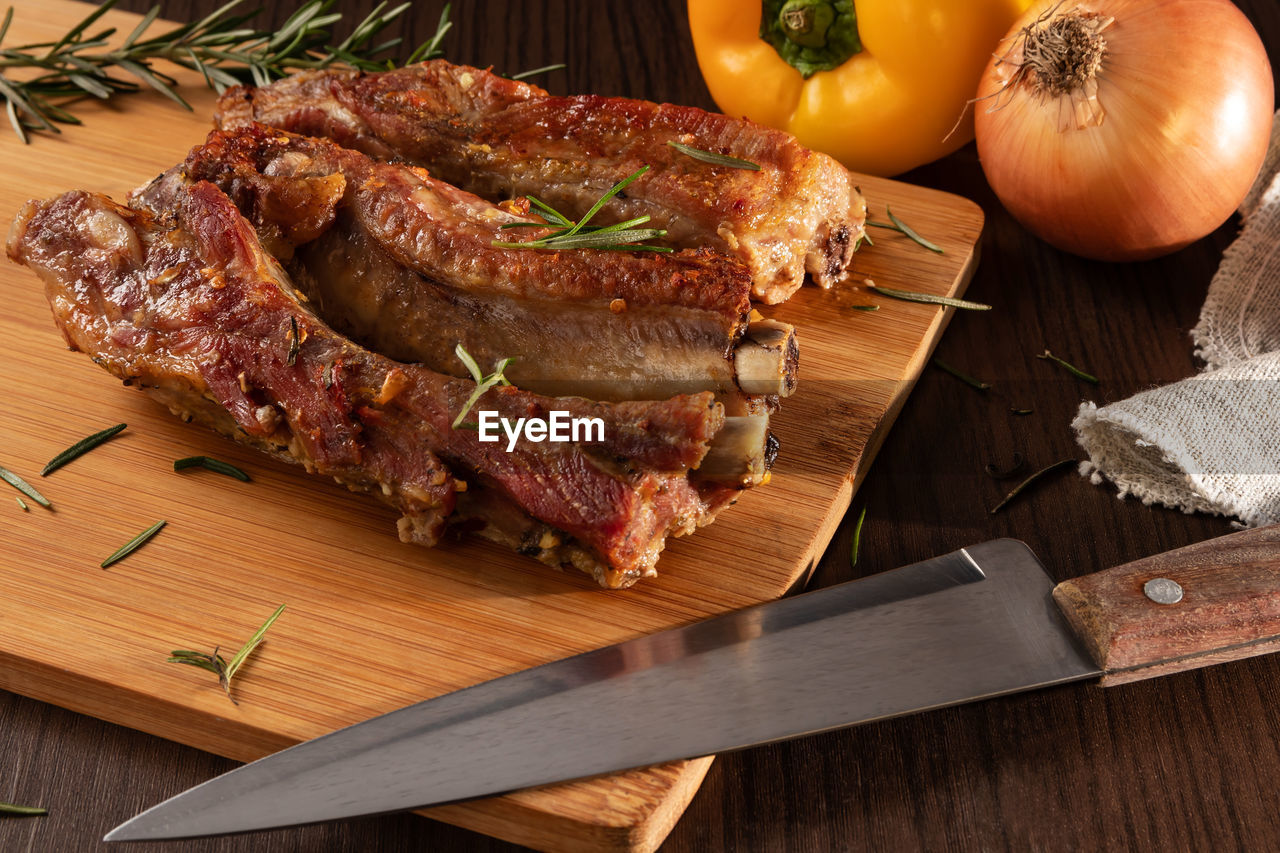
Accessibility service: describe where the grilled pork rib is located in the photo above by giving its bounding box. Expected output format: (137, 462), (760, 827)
(137, 125), (795, 416)
(7, 182), (741, 588)
(214, 62), (867, 304)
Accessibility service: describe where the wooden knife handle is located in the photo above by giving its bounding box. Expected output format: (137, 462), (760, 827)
(1052, 525), (1280, 686)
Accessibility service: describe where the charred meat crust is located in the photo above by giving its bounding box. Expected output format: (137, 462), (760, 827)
(8, 183), (738, 587)
(213, 61), (867, 304)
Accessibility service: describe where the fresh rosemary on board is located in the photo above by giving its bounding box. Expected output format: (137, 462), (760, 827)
(100, 519), (166, 568)
(0, 463), (50, 508)
(168, 604), (286, 705)
(865, 206), (944, 253)
(1037, 349), (1099, 384)
(666, 140), (761, 171)
(867, 284), (992, 311)
(173, 455), (251, 481)
(492, 166), (673, 253)
(849, 506), (867, 569)
(41, 422), (126, 475)
(0, 0), (452, 142)
(452, 344), (514, 429)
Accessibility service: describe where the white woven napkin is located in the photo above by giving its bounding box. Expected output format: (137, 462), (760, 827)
(1074, 110), (1280, 526)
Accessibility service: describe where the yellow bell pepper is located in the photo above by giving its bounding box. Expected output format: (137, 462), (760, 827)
(688, 0), (1033, 177)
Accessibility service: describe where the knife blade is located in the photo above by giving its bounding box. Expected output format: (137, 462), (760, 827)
(107, 525), (1280, 841)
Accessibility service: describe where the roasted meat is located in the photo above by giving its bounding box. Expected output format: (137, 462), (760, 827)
(7, 181), (744, 588)
(214, 61), (867, 303)
(135, 125), (796, 417)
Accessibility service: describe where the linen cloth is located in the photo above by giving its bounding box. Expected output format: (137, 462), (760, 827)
(1073, 111), (1280, 526)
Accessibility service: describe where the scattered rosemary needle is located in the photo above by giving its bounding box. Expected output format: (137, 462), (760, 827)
(849, 304), (880, 311)
(173, 455), (251, 481)
(1037, 349), (1099, 384)
(168, 604), (286, 705)
(1011, 407), (1034, 416)
(41, 422), (126, 475)
(984, 452), (1027, 479)
(507, 63), (566, 81)
(0, 464), (50, 508)
(452, 344), (514, 429)
(865, 206), (944, 253)
(850, 506), (867, 569)
(492, 166), (672, 253)
(933, 358), (990, 391)
(0, 801), (46, 817)
(989, 459), (1077, 514)
(868, 284), (992, 311)
(101, 519), (166, 568)
(16, 495), (28, 511)
(666, 140), (761, 170)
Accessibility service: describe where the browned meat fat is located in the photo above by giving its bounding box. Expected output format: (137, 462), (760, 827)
(215, 61), (867, 304)
(7, 181), (740, 588)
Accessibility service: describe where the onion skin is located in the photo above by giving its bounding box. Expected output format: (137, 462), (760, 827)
(974, 0), (1274, 262)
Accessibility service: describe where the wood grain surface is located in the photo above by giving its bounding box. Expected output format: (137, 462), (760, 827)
(1, 1), (1277, 852)
(0, 2), (983, 851)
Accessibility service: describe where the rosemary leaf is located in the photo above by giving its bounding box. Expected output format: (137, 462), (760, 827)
(849, 304), (880, 311)
(1011, 407), (1034, 416)
(1037, 349), (1099, 384)
(989, 459), (1077, 515)
(0, 801), (47, 817)
(42, 422), (127, 475)
(223, 603), (286, 686)
(984, 452), (1027, 479)
(16, 496), (28, 511)
(173, 455), (251, 482)
(101, 519), (166, 568)
(865, 207), (943, 253)
(452, 346), (514, 428)
(868, 284), (991, 311)
(0, 464), (50, 508)
(850, 506), (867, 569)
(667, 140), (761, 171)
(508, 63), (566, 81)
(0, 0), (449, 142)
(169, 604), (286, 704)
(933, 358), (990, 391)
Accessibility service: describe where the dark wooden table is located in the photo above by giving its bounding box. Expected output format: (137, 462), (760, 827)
(3, 1), (1278, 850)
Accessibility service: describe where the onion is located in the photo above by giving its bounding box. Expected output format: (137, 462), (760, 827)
(973, 0), (1274, 262)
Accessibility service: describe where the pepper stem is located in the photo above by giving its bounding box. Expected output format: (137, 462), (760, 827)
(760, 0), (862, 79)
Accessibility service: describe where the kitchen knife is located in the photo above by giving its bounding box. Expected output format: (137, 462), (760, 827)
(106, 525), (1280, 841)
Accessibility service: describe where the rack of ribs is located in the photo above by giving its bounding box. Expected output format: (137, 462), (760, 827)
(214, 60), (867, 304)
(135, 125), (797, 421)
(7, 181), (760, 588)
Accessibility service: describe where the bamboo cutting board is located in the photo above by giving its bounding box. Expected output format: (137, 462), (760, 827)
(0, 2), (983, 850)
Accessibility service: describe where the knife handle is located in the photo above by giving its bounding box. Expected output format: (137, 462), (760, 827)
(1052, 525), (1280, 686)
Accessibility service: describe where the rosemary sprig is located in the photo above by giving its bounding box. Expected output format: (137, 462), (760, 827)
(0, 0), (452, 142)
(169, 603), (285, 704)
(989, 459), (1077, 514)
(452, 344), (514, 429)
(492, 166), (672, 253)
(101, 519), (165, 568)
(866, 206), (944, 253)
(1037, 349), (1099, 384)
(666, 140), (761, 171)
(868, 284), (992, 311)
(849, 506), (867, 569)
(174, 455), (251, 481)
(0, 801), (46, 816)
(0, 463), (50, 508)
(41, 422), (126, 475)
(933, 358), (990, 391)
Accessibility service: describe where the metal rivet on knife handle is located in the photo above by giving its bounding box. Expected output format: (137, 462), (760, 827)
(1143, 578), (1183, 605)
